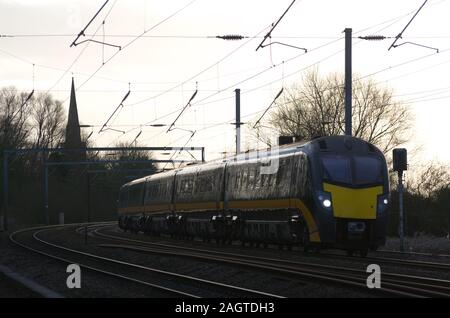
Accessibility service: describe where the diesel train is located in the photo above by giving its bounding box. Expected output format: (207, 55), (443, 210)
(117, 135), (390, 256)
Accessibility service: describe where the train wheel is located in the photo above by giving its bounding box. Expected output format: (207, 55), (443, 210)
(360, 249), (368, 258)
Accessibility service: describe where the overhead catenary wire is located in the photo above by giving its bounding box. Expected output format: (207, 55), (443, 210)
(157, 45), (450, 157)
(126, 5), (423, 134)
(98, 7), (425, 147)
(70, 0), (198, 103)
(11, 0), (418, 143)
(99, 24), (275, 147)
(70, 0), (199, 146)
(2, 0), (443, 97)
(124, 24), (271, 108)
(4, 0), (442, 153)
(45, 0), (119, 95)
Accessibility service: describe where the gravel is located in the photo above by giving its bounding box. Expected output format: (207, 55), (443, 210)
(384, 236), (450, 255)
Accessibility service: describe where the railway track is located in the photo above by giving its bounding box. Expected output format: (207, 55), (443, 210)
(377, 249), (450, 259)
(10, 223), (283, 298)
(95, 224), (450, 273)
(92, 224), (450, 298)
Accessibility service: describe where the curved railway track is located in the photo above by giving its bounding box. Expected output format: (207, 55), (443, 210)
(95, 224), (450, 273)
(9, 223), (283, 298)
(91, 224), (450, 298)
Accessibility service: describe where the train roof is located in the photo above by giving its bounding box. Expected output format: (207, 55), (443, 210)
(121, 135), (382, 188)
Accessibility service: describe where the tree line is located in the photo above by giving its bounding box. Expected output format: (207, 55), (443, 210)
(0, 86), (155, 227)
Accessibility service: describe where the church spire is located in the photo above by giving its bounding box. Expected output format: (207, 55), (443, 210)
(65, 77), (82, 149)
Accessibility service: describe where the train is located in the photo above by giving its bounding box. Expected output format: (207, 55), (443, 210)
(117, 135), (390, 257)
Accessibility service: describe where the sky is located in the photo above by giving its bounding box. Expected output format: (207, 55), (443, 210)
(1, 0), (450, 172)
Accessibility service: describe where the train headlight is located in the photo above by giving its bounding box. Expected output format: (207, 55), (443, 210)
(317, 191), (332, 210)
(377, 194), (389, 216)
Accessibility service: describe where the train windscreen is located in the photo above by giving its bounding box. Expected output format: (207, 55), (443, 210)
(321, 155), (352, 184)
(321, 154), (383, 185)
(353, 155), (383, 185)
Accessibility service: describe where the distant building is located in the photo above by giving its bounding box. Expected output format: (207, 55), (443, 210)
(64, 78), (86, 161)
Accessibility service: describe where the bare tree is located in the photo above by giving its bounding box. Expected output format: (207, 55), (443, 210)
(251, 70), (413, 155)
(408, 162), (450, 198)
(0, 87), (31, 151)
(30, 93), (65, 149)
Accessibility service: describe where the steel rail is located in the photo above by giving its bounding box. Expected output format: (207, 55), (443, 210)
(25, 225), (284, 298)
(9, 224), (197, 298)
(92, 226), (450, 298)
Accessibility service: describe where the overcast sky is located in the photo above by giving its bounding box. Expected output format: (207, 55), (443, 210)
(1, 0), (450, 170)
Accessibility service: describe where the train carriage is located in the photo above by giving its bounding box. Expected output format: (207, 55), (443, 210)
(117, 135), (389, 256)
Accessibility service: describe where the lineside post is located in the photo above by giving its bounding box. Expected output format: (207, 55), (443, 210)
(2, 153), (8, 231)
(398, 170), (404, 252)
(393, 148), (407, 252)
(344, 28), (352, 136)
(43, 161), (49, 225)
(235, 88), (241, 155)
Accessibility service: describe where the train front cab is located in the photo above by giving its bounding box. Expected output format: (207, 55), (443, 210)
(311, 137), (389, 256)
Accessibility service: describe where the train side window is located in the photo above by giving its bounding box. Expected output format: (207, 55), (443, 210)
(266, 174), (273, 188)
(242, 169), (248, 190)
(189, 179), (194, 193)
(206, 174), (213, 192)
(196, 175), (203, 193)
(197, 174), (213, 193)
(276, 163), (285, 185)
(260, 174), (266, 188)
(254, 167), (261, 189)
(235, 169), (241, 190)
(248, 168), (255, 190)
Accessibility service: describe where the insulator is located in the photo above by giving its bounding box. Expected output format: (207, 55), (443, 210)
(359, 35), (387, 41)
(216, 34), (245, 41)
